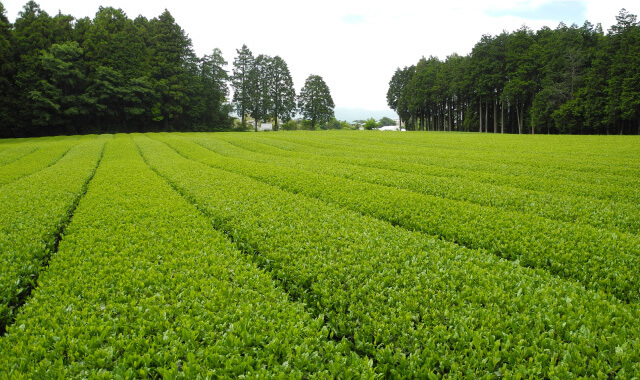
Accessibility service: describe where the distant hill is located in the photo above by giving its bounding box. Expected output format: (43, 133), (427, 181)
(334, 107), (398, 123)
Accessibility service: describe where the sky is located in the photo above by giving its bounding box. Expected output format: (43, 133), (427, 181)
(4, 0), (640, 121)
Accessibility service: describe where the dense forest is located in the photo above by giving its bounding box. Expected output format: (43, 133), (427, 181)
(0, 1), (338, 138)
(388, 10), (640, 134)
(0, 1), (232, 137)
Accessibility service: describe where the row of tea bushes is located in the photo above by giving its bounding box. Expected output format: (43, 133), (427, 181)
(0, 135), (375, 378)
(0, 144), (38, 166)
(0, 136), (82, 186)
(156, 134), (640, 304)
(257, 132), (640, 190)
(200, 134), (640, 234)
(250, 133), (640, 204)
(136, 134), (640, 378)
(0, 135), (107, 333)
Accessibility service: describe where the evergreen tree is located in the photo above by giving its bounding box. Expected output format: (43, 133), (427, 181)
(13, 2), (75, 136)
(248, 54), (272, 132)
(386, 65), (414, 128)
(82, 7), (145, 78)
(502, 27), (538, 133)
(298, 74), (335, 129)
(29, 41), (88, 135)
(148, 9), (196, 130)
(0, 1), (16, 135)
(606, 9), (640, 134)
(193, 48), (232, 130)
(266, 56), (296, 131)
(231, 44), (254, 128)
(388, 9), (640, 135)
(0, 2), (235, 136)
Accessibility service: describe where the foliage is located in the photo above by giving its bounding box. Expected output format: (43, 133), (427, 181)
(143, 131), (640, 378)
(0, 135), (108, 334)
(0, 134), (375, 377)
(298, 75), (335, 129)
(231, 44), (255, 129)
(176, 131), (640, 303)
(247, 54), (271, 132)
(0, 1), (15, 136)
(1, 131), (640, 377)
(319, 117), (353, 130)
(378, 116), (396, 127)
(280, 119), (299, 130)
(386, 65), (414, 127)
(232, 49), (297, 132)
(362, 118), (379, 130)
(299, 119), (314, 130)
(0, 2), (231, 137)
(0, 136), (78, 185)
(389, 10), (640, 134)
(192, 49), (233, 131)
(266, 56), (296, 131)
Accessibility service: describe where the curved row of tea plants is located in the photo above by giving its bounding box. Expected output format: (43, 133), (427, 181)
(0, 136), (107, 334)
(254, 133), (640, 204)
(262, 132), (640, 189)
(0, 144), (38, 166)
(0, 136), (82, 186)
(0, 135), (375, 378)
(202, 134), (640, 235)
(0, 136), (71, 166)
(135, 134), (640, 378)
(341, 133), (640, 177)
(154, 134), (640, 304)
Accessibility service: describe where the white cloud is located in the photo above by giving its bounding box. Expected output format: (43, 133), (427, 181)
(4, 0), (640, 112)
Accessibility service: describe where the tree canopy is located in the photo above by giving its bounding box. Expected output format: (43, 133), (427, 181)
(231, 47), (297, 131)
(0, 1), (232, 137)
(388, 9), (640, 134)
(231, 44), (254, 129)
(298, 75), (335, 130)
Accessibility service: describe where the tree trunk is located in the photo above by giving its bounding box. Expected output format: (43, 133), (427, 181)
(274, 107), (279, 131)
(466, 103), (470, 132)
(448, 99), (452, 132)
(516, 103), (522, 134)
(493, 98), (497, 133)
(501, 100), (504, 134)
(431, 112), (434, 131)
(455, 100), (458, 131)
(479, 97), (483, 133)
(484, 101), (488, 133)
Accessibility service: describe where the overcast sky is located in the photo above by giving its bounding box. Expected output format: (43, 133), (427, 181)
(4, 0), (640, 117)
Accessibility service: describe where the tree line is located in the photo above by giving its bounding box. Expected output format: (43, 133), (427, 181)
(0, 1), (234, 137)
(387, 10), (640, 135)
(0, 1), (336, 138)
(230, 44), (334, 131)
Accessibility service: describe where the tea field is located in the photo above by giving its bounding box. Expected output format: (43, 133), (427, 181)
(1, 131), (639, 378)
